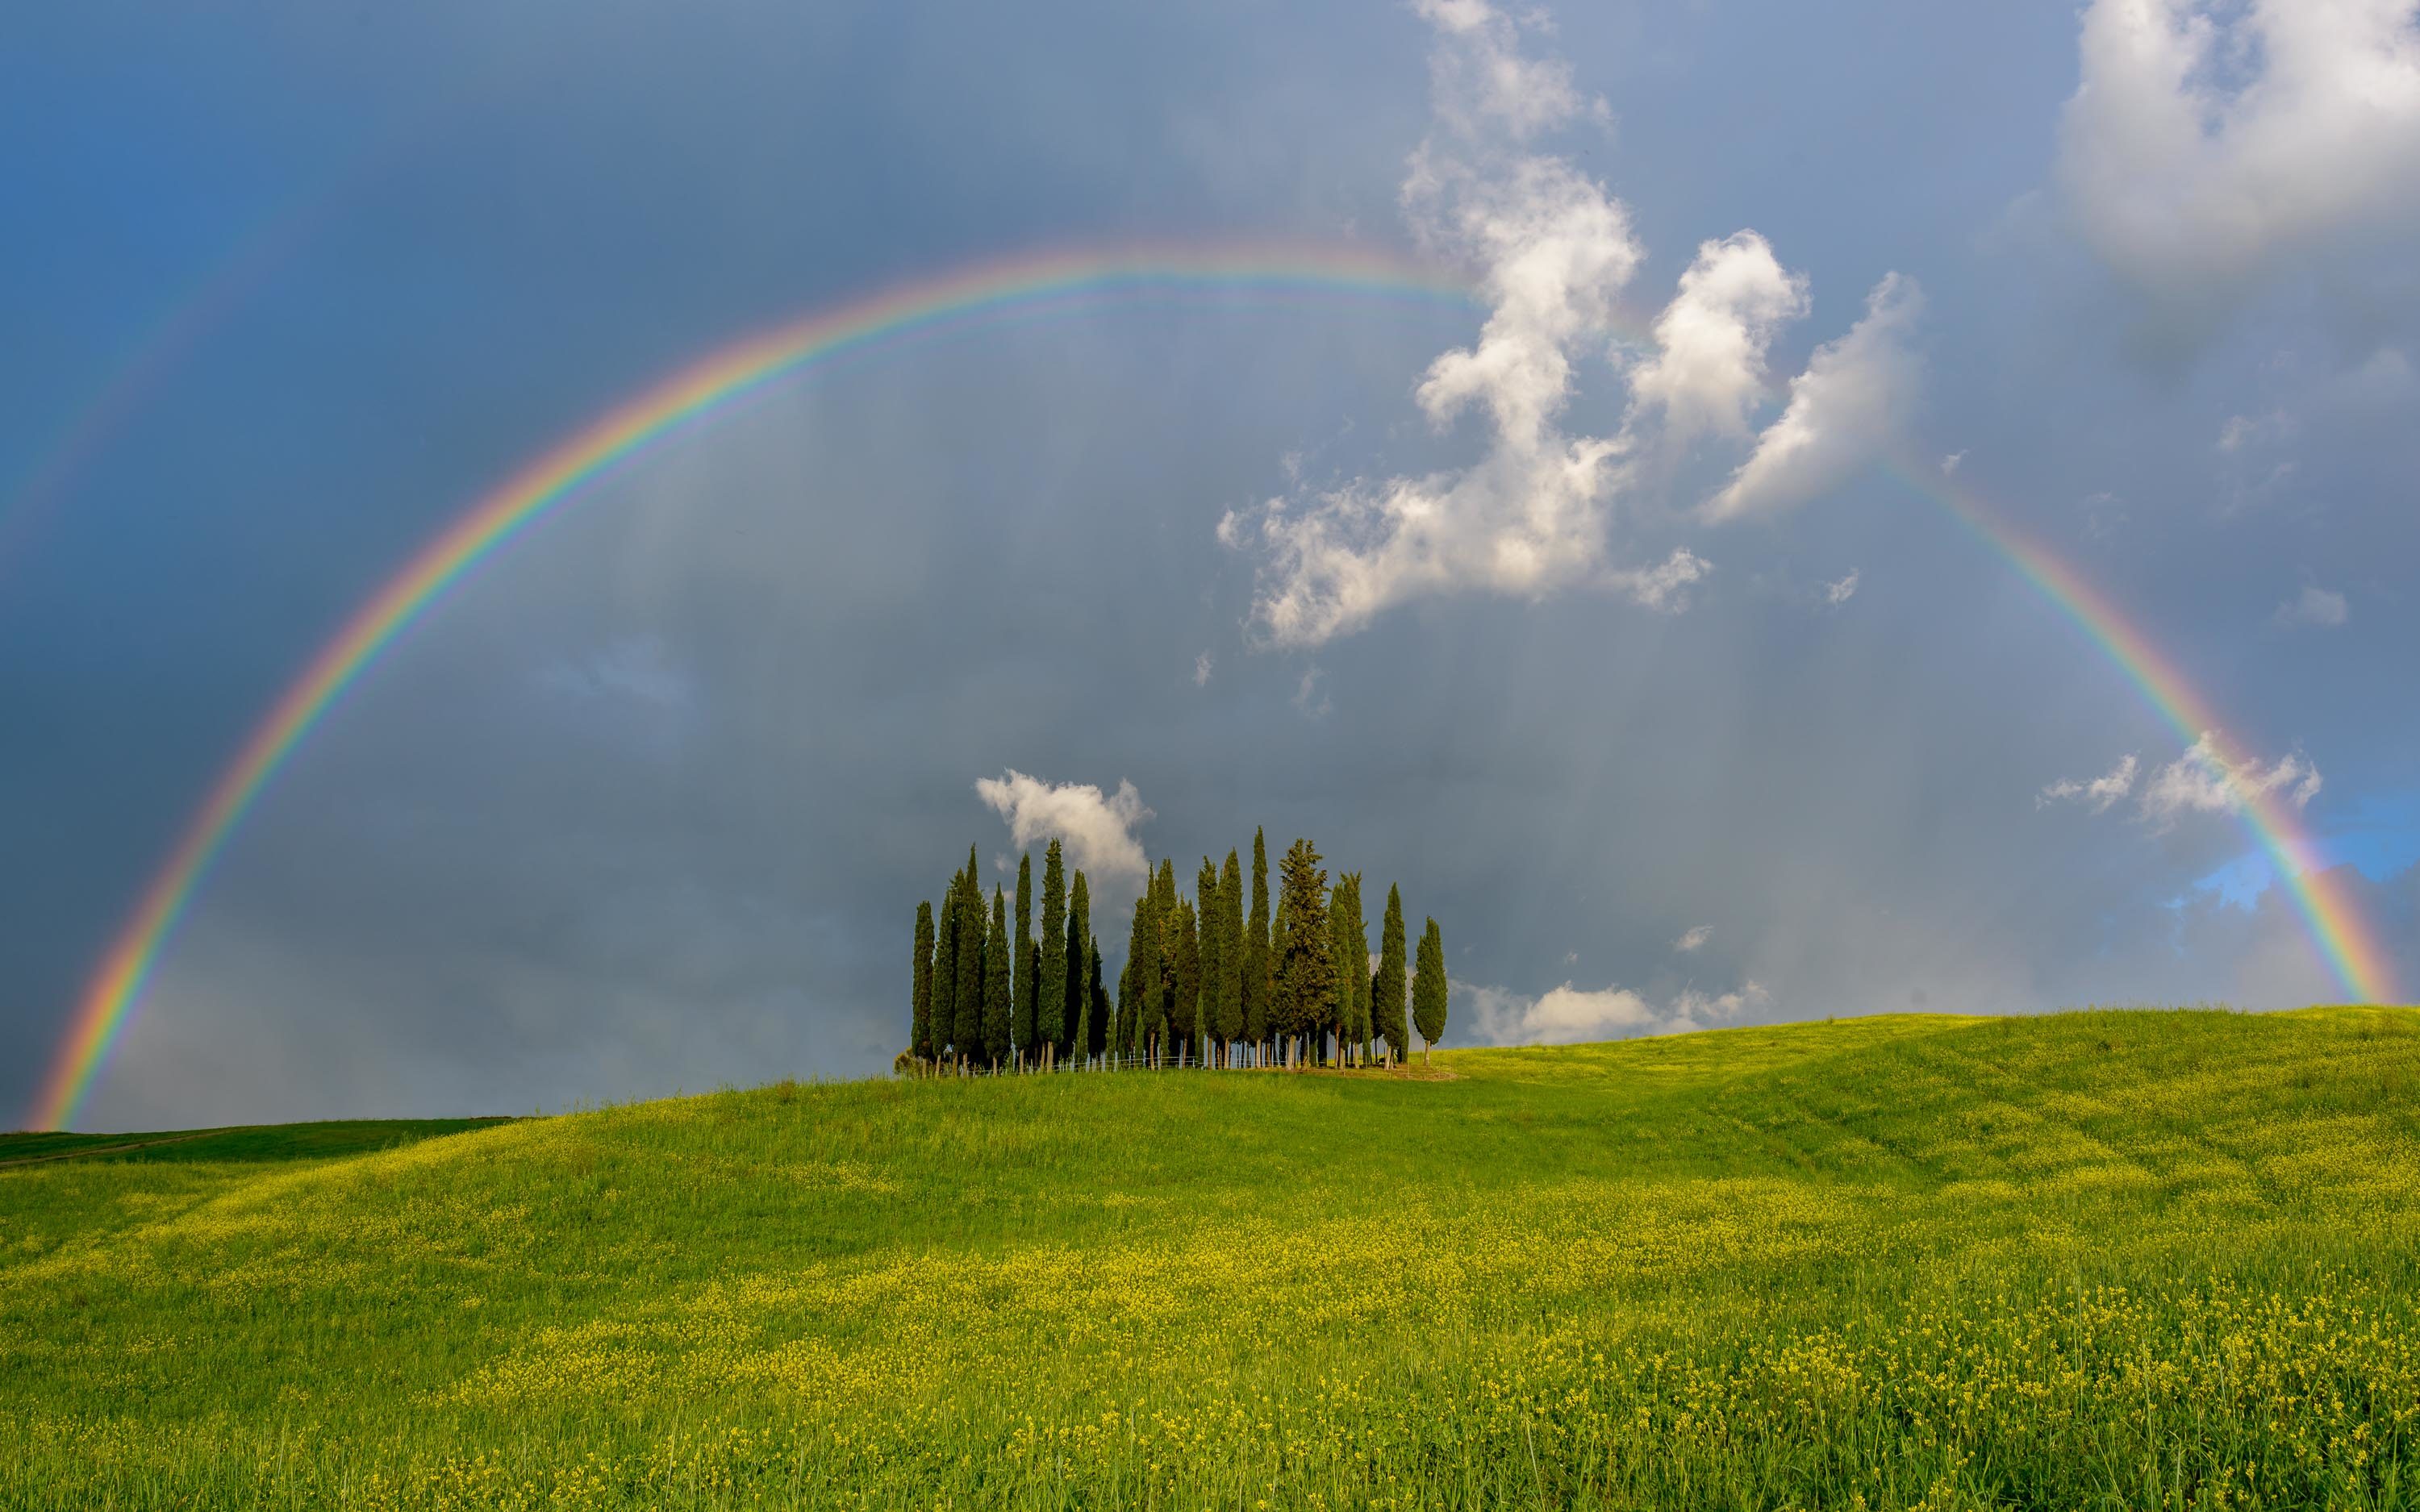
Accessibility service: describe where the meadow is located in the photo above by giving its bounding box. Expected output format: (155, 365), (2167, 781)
(4, 1007), (2418, 1510)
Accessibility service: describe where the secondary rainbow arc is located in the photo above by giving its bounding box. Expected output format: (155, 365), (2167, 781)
(28, 240), (2397, 1131)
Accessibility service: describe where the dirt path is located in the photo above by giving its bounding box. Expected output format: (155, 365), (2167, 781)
(0, 1131), (215, 1169)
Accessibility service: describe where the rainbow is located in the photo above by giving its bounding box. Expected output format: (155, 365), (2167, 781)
(1876, 453), (2398, 1007)
(27, 241), (2397, 1131)
(23, 242), (1471, 1131)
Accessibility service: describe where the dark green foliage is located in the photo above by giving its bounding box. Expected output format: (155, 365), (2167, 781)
(1013, 853), (1036, 1063)
(1336, 871), (1355, 1060)
(1113, 881), (1152, 1055)
(1196, 858), (1225, 1060)
(983, 888), (1012, 1068)
(1329, 872), (1369, 1063)
(1273, 838), (1333, 1064)
(1152, 860), (1179, 1061)
(1214, 850), (1245, 1051)
(1085, 941), (1108, 1061)
(932, 878), (960, 1060)
(1375, 884), (1408, 1063)
(1413, 915), (1448, 1062)
(952, 848), (983, 1060)
(1170, 895), (1200, 1060)
(1038, 841), (1067, 1060)
(1066, 870), (1090, 1062)
(1244, 828), (1270, 1056)
(911, 901), (935, 1063)
(1022, 941), (1041, 1063)
(912, 836), (1436, 1075)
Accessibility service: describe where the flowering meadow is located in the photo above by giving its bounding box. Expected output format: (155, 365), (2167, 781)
(5, 1007), (2418, 1509)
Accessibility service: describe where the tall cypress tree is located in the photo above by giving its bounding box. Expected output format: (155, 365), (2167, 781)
(1012, 852), (1036, 1066)
(912, 900), (935, 1066)
(983, 887), (1012, 1068)
(1273, 838), (1333, 1068)
(1171, 894), (1200, 1064)
(953, 851), (984, 1064)
(1412, 916), (1448, 1066)
(933, 873), (961, 1063)
(1023, 938), (1041, 1065)
(1215, 849), (1245, 1059)
(1086, 943), (1109, 1064)
(1120, 876), (1161, 1064)
(1195, 858), (1223, 1064)
(1037, 841), (1067, 1067)
(1375, 884), (1409, 1066)
(1066, 869), (1090, 1064)
(1150, 858), (1179, 1064)
(1327, 872), (1368, 1066)
(1324, 874), (1351, 1065)
(1350, 875), (1372, 1062)
(1244, 828), (1271, 1064)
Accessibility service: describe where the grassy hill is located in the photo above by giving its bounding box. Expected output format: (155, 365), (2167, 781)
(4, 1008), (2418, 1509)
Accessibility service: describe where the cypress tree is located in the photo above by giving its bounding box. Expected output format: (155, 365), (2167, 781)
(1171, 894), (1201, 1064)
(1195, 858), (1223, 1064)
(1150, 859), (1179, 1064)
(1273, 838), (1333, 1068)
(1328, 872), (1368, 1066)
(1245, 828), (1271, 1064)
(1120, 876), (1161, 1065)
(1087, 943), (1109, 1064)
(933, 873), (961, 1063)
(911, 899), (935, 1067)
(1038, 841), (1067, 1068)
(1215, 849), (1245, 1059)
(1066, 870), (1091, 1064)
(983, 887), (1012, 1068)
(953, 852), (984, 1064)
(1350, 876), (1372, 1061)
(1012, 852), (1036, 1065)
(1023, 937), (1040, 1064)
(1336, 871), (1355, 1060)
(1412, 916), (1448, 1066)
(1375, 884), (1409, 1066)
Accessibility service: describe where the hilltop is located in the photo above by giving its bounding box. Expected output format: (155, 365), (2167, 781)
(5, 1008), (2418, 1508)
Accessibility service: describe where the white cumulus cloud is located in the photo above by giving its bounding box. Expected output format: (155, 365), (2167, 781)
(1673, 924), (1713, 952)
(1411, 0), (1601, 142)
(2139, 733), (2321, 827)
(973, 770), (1153, 884)
(1227, 1), (1915, 647)
(2055, 0), (2420, 319)
(2040, 735), (2321, 829)
(1704, 273), (1926, 522)
(1628, 232), (1809, 444)
(1225, 2), (1685, 649)
(1464, 976), (1767, 1045)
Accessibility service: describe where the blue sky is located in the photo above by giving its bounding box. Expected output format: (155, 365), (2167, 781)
(4, 0), (2415, 1126)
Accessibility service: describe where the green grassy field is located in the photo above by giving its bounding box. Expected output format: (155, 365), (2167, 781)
(5, 1008), (2418, 1510)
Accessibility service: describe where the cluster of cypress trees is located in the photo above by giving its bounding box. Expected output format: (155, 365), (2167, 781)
(908, 829), (1450, 1074)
